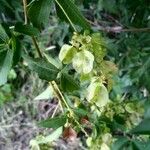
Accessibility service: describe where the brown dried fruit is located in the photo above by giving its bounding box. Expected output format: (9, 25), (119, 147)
(63, 127), (77, 141)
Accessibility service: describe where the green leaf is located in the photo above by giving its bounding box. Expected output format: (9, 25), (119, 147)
(34, 86), (54, 101)
(60, 73), (80, 92)
(130, 119), (150, 135)
(11, 36), (22, 66)
(111, 137), (129, 150)
(38, 116), (66, 129)
(39, 127), (62, 143)
(73, 108), (88, 117)
(145, 141), (150, 150)
(23, 55), (59, 81)
(0, 50), (14, 86)
(55, 0), (90, 30)
(14, 22), (40, 36)
(132, 140), (145, 150)
(28, 0), (52, 28)
(44, 53), (62, 69)
(0, 24), (9, 43)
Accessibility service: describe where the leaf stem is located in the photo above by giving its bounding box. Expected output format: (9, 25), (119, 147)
(50, 81), (88, 137)
(22, 0), (43, 58)
(31, 36), (43, 58)
(55, 0), (77, 32)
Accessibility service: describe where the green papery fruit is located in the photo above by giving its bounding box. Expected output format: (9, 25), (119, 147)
(59, 44), (77, 64)
(86, 81), (109, 108)
(100, 143), (110, 150)
(72, 50), (94, 74)
(125, 103), (135, 113)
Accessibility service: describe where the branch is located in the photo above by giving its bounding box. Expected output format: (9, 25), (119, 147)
(88, 20), (150, 33)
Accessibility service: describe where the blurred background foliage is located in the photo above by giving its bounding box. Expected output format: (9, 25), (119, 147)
(0, 0), (149, 149)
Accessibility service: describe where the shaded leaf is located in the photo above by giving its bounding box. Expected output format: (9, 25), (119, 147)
(111, 137), (129, 150)
(23, 55), (59, 81)
(14, 22), (40, 36)
(38, 116), (66, 129)
(132, 140), (145, 150)
(0, 24), (9, 43)
(28, 0), (52, 28)
(73, 108), (88, 117)
(55, 0), (90, 30)
(11, 36), (22, 66)
(60, 73), (80, 92)
(130, 119), (150, 135)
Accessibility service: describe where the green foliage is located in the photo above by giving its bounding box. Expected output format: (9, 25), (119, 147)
(60, 73), (80, 92)
(28, 0), (52, 28)
(38, 116), (67, 129)
(0, 50), (13, 85)
(14, 22), (40, 36)
(24, 55), (59, 81)
(55, 0), (90, 30)
(111, 137), (129, 150)
(131, 119), (150, 135)
(0, 24), (9, 42)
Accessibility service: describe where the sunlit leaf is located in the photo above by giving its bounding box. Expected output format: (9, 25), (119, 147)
(0, 50), (13, 86)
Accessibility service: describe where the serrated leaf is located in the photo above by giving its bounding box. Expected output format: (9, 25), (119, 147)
(0, 24), (9, 43)
(14, 22), (40, 36)
(55, 0), (90, 30)
(111, 137), (129, 150)
(28, 0), (52, 28)
(132, 140), (145, 150)
(23, 55), (59, 81)
(130, 119), (150, 135)
(60, 73), (80, 92)
(38, 116), (66, 129)
(0, 50), (14, 86)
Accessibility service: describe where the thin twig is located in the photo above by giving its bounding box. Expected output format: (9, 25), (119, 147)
(50, 81), (88, 137)
(22, 0), (43, 58)
(88, 20), (150, 33)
